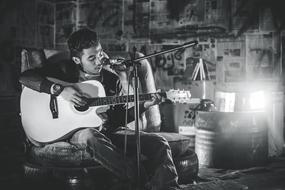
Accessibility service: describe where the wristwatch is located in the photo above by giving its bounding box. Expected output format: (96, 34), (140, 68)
(51, 84), (64, 96)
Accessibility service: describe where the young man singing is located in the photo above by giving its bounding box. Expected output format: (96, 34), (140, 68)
(20, 28), (181, 190)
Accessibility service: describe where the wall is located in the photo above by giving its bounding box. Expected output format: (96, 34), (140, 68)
(1, 0), (281, 93)
(52, 0), (282, 92)
(0, 0), (19, 96)
(0, 0), (26, 178)
(0, 0), (55, 96)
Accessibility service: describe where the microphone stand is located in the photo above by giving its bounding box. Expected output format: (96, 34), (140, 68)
(127, 40), (198, 190)
(131, 46), (142, 188)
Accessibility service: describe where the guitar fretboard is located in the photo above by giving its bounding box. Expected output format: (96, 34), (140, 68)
(88, 92), (166, 106)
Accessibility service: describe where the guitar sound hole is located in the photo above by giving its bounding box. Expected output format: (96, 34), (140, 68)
(74, 105), (89, 112)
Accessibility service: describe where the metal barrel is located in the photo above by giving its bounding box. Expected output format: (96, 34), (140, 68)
(195, 128), (216, 168)
(195, 111), (268, 169)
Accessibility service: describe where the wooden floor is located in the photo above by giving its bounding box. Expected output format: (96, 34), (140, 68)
(1, 156), (285, 190)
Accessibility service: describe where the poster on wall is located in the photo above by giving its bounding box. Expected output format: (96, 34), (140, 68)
(152, 45), (186, 76)
(231, 0), (259, 33)
(216, 38), (245, 83)
(245, 33), (280, 81)
(125, 42), (187, 76)
(173, 37), (217, 100)
(204, 0), (229, 26)
(78, 0), (123, 40)
(149, 0), (228, 42)
(223, 60), (245, 82)
(174, 37), (217, 83)
(149, 0), (204, 40)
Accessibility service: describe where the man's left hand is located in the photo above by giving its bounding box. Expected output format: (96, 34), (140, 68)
(143, 90), (163, 109)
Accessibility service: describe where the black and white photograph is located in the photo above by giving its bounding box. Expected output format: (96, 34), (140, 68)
(1, 0), (285, 189)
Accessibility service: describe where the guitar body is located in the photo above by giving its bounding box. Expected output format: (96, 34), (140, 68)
(20, 79), (107, 143)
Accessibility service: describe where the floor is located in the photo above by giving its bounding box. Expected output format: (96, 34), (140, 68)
(182, 156), (285, 190)
(1, 156), (285, 190)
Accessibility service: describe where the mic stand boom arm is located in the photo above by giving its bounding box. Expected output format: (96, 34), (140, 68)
(123, 40), (198, 67)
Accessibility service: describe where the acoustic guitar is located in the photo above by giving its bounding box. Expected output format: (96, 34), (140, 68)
(20, 78), (194, 143)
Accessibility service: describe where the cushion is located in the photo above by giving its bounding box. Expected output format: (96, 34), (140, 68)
(174, 149), (198, 184)
(155, 132), (193, 158)
(44, 49), (70, 63)
(21, 48), (46, 72)
(28, 142), (98, 167)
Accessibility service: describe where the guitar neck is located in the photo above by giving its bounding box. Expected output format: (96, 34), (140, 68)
(88, 92), (166, 106)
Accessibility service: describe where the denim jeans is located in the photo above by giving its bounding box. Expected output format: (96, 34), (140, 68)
(69, 128), (179, 190)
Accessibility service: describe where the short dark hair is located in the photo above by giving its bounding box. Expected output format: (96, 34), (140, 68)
(67, 28), (99, 58)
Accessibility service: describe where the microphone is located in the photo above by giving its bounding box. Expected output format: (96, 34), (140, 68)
(101, 57), (127, 71)
(101, 57), (125, 65)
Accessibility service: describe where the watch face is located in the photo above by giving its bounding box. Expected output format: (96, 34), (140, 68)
(53, 84), (61, 91)
(53, 84), (63, 95)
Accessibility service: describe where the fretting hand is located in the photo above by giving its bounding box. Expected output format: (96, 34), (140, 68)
(143, 89), (163, 109)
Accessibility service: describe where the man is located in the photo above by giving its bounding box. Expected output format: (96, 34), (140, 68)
(20, 28), (180, 190)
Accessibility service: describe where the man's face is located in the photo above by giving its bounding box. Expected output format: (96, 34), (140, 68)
(78, 43), (104, 75)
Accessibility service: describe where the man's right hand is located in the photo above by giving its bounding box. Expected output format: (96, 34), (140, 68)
(59, 86), (87, 107)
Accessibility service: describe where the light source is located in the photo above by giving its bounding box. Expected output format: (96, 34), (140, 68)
(249, 90), (266, 110)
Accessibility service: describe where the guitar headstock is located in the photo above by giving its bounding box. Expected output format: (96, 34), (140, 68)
(165, 89), (191, 104)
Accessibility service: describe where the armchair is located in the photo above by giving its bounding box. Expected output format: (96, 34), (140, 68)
(20, 48), (198, 189)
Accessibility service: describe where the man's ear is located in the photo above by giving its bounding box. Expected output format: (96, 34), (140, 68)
(72, 57), (81, 65)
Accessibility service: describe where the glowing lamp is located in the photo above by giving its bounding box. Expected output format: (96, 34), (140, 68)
(249, 90), (265, 110)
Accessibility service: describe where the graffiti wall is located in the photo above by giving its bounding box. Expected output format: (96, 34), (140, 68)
(149, 0), (229, 41)
(78, 0), (123, 39)
(12, 0), (281, 91)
